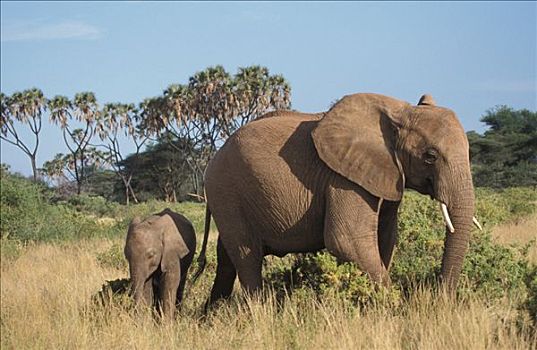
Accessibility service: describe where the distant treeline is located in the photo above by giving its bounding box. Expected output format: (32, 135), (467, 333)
(2, 68), (535, 202)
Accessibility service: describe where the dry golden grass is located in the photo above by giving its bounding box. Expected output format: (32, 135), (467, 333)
(1, 238), (535, 349)
(492, 213), (537, 264)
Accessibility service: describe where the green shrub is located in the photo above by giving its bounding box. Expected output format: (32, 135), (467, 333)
(2, 166), (535, 313)
(475, 187), (537, 226)
(460, 230), (531, 300)
(265, 253), (401, 307)
(0, 172), (48, 240)
(96, 243), (128, 271)
(66, 194), (119, 217)
(0, 171), (120, 242)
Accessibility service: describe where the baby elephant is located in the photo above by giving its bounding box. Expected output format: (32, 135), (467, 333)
(124, 208), (196, 319)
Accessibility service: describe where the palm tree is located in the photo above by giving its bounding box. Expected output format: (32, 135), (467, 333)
(95, 102), (148, 204)
(0, 88), (47, 181)
(48, 92), (99, 194)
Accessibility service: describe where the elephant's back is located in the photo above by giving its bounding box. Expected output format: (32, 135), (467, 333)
(206, 113), (323, 191)
(205, 113), (331, 253)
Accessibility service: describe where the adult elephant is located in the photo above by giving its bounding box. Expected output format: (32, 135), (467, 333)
(195, 93), (481, 308)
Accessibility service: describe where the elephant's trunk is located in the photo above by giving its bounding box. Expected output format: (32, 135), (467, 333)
(130, 270), (153, 307)
(439, 173), (475, 292)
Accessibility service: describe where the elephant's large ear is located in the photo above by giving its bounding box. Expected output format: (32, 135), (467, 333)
(312, 93), (405, 201)
(158, 215), (190, 272)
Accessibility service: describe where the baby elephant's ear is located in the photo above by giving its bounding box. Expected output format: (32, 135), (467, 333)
(418, 94), (436, 106)
(159, 214), (190, 266)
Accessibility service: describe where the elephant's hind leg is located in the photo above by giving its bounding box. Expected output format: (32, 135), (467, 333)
(205, 238), (237, 310)
(209, 205), (264, 304)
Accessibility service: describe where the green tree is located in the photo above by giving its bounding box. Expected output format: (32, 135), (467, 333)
(0, 88), (47, 181)
(118, 136), (197, 202)
(469, 106), (537, 187)
(40, 147), (108, 197)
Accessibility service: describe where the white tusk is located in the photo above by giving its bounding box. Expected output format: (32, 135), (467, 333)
(473, 217), (483, 231)
(440, 203), (455, 233)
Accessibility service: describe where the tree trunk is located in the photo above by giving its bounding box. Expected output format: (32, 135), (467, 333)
(128, 182), (139, 204)
(30, 156), (37, 182)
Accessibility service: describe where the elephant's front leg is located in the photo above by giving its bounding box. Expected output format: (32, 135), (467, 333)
(323, 179), (390, 286)
(159, 264), (181, 320)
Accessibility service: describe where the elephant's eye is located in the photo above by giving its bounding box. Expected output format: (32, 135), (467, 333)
(424, 149), (438, 165)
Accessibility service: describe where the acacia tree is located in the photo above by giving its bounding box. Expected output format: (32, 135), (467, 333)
(0, 88), (47, 181)
(48, 92), (99, 194)
(119, 137), (196, 202)
(139, 88), (207, 196)
(40, 147), (107, 196)
(94, 102), (149, 204)
(468, 106), (537, 187)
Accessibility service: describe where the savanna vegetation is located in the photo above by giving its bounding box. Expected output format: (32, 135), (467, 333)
(1, 166), (536, 349)
(2, 66), (536, 348)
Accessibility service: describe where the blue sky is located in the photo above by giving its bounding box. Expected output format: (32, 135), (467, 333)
(1, 1), (536, 176)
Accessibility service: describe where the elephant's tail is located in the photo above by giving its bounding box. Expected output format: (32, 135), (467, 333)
(191, 205), (211, 283)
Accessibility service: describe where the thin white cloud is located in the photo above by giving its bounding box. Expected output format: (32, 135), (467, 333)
(1, 19), (102, 42)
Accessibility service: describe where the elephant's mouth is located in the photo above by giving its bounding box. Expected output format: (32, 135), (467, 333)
(426, 177), (435, 199)
(422, 176), (482, 233)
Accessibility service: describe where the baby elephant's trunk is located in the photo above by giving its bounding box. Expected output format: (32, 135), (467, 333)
(130, 271), (153, 307)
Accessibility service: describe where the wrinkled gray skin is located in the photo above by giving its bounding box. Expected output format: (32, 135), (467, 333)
(124, 208), (196, 319)
(198, 93), (476, 309)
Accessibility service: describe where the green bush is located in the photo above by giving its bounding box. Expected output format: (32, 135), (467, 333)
(475, 187), (537, 226)
(0, 171), (120, 242)
(66, 194), (119, 217)
(96, 243), (128, 271)
(265, 253), (401, 307)
(0, 172), (48, 240)
(460, 230), (531, 300)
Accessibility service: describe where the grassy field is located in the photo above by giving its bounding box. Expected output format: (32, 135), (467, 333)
(1, 183), (537, 349)
(492, 212), (537, 264)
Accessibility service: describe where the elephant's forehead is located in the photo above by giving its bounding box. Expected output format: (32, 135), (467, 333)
(128, 225), (159, 242)
(411, 110), (468, 149)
